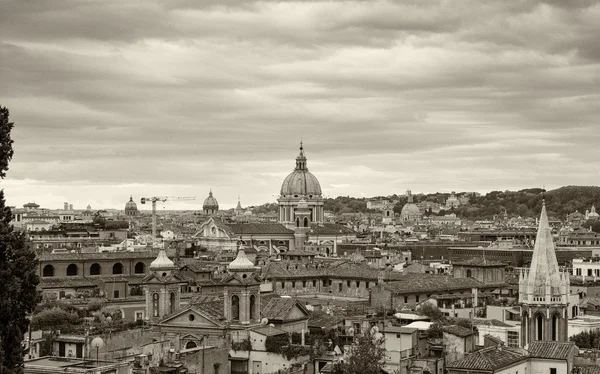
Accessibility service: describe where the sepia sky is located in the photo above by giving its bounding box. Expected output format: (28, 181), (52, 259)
(1, 0), (599, 210)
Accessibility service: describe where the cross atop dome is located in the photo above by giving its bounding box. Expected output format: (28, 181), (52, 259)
(295, 141), (307, 170)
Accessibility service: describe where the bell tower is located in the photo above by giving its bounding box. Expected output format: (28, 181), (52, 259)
(519, 202), (569, 347)
(142, 249), (185, 320)
(222, 247), (261, 325)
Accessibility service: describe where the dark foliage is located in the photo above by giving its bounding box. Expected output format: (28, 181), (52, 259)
(570, 330), (600, 349)
(333, 332), (386, 374)
(1, 109), (40, 374)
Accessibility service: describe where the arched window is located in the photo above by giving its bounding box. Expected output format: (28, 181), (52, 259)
(66, 264), (78, 276)
(153, 293), (159, 317)
(231, 295), (240, 320)
(113, 263), (123, 275)
(552, 314), (558, 341)
(170, 292), (176, 314)
(296, 218), (300, 227)
(42, 265), (54, 277)
(185, 341), (197, 349)
(134, 262), (145, 274)
(466, 269), (472, 278)
(303, 217), (309, 227)
(572, 306), (579, 317)
(90, 263), (101, 276)
(249, 295), (256, 321)
(536, 314), (543, 341)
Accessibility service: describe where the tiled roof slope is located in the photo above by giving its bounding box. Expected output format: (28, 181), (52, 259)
(528, 341), (577, 360)
(452, 257), (506, 266)
(262, 260), (405, 281)
(446, 346), (528, 370)
(226, 222), (294, 235)
(383, 274), (486, 294)
(309, 223), (355, 235)
(443, 325), (475, 338)
(262, 297), (307, 320)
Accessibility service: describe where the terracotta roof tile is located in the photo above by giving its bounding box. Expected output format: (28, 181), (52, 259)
(528, 341), (577, 360)
(443, 325), (475, 338)
(446, 346), (528, 370)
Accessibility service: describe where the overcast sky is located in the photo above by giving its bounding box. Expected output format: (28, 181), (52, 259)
(1, 0), (599, 210)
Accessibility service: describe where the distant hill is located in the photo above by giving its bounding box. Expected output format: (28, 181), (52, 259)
(250, 186), (600, 220)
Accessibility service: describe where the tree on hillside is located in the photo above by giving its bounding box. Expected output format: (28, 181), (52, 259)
(333, 332), (386, 374)
(1, 106), (40, 374)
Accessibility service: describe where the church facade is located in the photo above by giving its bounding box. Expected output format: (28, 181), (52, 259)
(193, 144), (356, 254)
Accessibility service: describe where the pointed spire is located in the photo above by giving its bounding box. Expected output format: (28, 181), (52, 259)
(527, 203), (562, 297)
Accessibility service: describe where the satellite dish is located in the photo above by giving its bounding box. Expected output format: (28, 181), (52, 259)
(91, 337), (104, 349)
(260, 318), (269, 325)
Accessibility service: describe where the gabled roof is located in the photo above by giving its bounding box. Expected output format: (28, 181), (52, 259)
(261, 297), (309, 321)
(382, 274), (485, 294)
(442, 325), (475, 338)
(446, 346), (528, 370)
(528, 341), (578, 360)
(472, 319), (514, 328)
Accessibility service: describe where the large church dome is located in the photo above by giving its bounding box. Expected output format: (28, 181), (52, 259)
(280, 143), (322, 197)
(203, 190), (219, 215)
(125, 196), (138, 216)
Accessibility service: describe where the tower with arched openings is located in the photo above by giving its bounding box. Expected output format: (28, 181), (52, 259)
(518, 202), (570, 347)
(221, 246), (261, 324)
(142, 249), (186, 320)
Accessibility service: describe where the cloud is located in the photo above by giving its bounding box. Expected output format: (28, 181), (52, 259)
(1, 0), (599, 209)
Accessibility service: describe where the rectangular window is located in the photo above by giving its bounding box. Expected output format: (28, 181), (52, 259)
(312, 280), (316, 287)
(135, 312), (143, 321)
(507, 331), (519, 347)
(347, 280), (351, 287)
(415, 295), (420, 302)
(550, 369), (557, 374)
(114, 290), (120, 298)
(292, 281), (296, 288)
(338, 283), (342, 292)
(281, 282), (285, 289)
(404, 296), (408, 303)
(356, 281), (360, 288)
(302, 281), (306, 288)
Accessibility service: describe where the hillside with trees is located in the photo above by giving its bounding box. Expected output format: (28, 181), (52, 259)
(250, 186), (600, 221)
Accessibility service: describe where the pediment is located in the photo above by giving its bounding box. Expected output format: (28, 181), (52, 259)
(286, 304), (310, 320)
(158, 307), (221, 328)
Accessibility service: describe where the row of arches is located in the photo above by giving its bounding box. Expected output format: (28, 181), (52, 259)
(42, 262), (146, 277)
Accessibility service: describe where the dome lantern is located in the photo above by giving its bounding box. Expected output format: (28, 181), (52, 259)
(280, 143), (322, 197)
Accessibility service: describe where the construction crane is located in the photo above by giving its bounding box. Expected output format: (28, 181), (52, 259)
(140, 196), (196, 247)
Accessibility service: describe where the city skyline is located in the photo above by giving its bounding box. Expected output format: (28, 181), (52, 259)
(2, 0), (600, 209)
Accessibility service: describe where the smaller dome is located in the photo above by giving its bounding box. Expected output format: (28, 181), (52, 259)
(401, 203), (420, 215)
(228, 250), (255, 271)
(150, 249), (175, 269)
(125, 196), (137, 210)
(203, 190), (219, 209)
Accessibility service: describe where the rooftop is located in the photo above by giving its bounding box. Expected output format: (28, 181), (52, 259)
(446, 346), (528, 371)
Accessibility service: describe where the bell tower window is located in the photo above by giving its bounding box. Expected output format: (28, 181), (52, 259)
(231, 295), (240, 320)
(536, 314), (543, 341)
